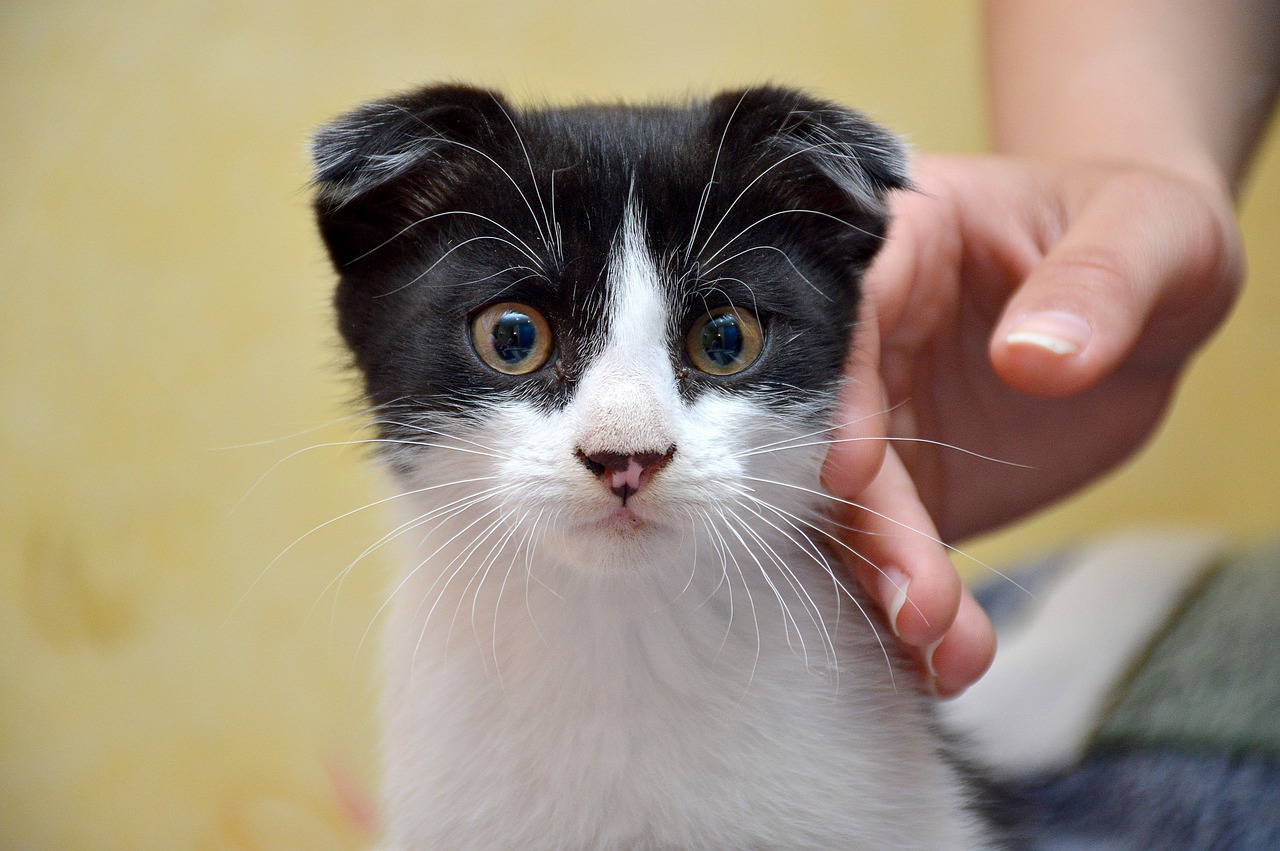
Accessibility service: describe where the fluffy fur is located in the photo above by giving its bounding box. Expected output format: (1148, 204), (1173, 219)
(313, 84), (992, 849)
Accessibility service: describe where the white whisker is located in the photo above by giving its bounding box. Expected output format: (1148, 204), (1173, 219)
(694, 139), (883, 265)
(730, 489), (895, 689)
(358, 499), (506, 662)
(454, 503), (528, 678)
(230, 473), (502, 624)
(736, 435), (1034, 469)
(684, 90), (747, 264)
(723, 503), (836, 675)
(743, 473), (1029, 593)
(344, 207), (545, 272)
(699, 244), (832, 302)
(414, 511), (510, 671)
(373, 235), (542, 298)
(490, 96), (558, 264)
(315, 482), (519, 628)
(725, 501), (840, 675)
(700, 509), (760, 689)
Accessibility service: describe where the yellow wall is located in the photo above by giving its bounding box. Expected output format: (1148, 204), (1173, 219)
(1, 2), (1275, 847)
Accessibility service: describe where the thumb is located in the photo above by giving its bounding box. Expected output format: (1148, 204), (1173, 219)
(991, 171), (1240, 398)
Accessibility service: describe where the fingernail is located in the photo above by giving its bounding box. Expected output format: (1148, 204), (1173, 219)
(1005, 311), (1092, 356)
(923, 636), (943, 679)
(877, 567), (910, 638)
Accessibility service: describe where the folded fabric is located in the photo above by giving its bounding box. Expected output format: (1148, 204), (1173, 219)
(948, 531), (1280, 849)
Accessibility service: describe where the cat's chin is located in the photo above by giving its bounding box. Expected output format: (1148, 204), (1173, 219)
(548, 504), (685, 573)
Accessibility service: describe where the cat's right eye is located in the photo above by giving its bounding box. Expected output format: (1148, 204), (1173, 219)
(471, 302), (554, 375)
(685, 307), (763, 376)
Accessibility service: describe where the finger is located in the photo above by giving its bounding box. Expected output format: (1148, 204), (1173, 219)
(860, 185), (924, 336)
(928, 587), (996, 698)
(991, 172), (1238, 398)
(861, 158), (962, 349)
(831, 446), (961, 652)
(821, 279), (889, 501)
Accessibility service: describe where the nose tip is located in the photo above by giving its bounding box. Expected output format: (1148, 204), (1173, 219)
(576, 445), (676, 503)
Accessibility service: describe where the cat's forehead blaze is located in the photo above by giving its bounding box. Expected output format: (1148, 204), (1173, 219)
(313, 85), (906, 430)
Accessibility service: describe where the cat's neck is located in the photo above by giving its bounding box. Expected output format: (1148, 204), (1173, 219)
(376, 492), (986, 851)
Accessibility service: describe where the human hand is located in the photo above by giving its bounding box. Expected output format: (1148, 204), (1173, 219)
(823, 153), (1243, 696)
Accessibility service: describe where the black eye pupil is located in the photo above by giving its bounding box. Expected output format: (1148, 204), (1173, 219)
(700, 314), (744, 368)
(491, 311), (537, 363)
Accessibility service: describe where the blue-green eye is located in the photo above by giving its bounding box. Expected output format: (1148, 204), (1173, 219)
(471, 302), (553, 375)
(686, 307), (763, 376)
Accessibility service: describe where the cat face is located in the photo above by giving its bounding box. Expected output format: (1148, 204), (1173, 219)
(312, 85), (905, 575)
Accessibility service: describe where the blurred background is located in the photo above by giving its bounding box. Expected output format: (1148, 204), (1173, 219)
(2, 1), (1277, 848)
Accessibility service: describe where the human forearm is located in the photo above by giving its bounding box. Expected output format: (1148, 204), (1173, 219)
(985, 0), (1280, 195)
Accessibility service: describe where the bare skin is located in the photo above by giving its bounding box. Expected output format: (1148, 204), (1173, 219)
(829, 0), (1280, 696)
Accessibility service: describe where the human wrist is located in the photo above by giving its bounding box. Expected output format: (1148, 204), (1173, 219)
(982, 0), (1278, 202)
(990, 130), (1232, 210)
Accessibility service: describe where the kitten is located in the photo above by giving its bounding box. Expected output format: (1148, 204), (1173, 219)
(312, 84), (993, 850)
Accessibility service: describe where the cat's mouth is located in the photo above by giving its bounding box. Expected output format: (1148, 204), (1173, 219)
(573, 500), (662, 540)
(544, 498), (680, 569)
(603, 504), (645, 533)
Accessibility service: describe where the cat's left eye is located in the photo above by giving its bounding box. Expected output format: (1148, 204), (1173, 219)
(471, 302), (553, 375)
(685, 307), (763, 376)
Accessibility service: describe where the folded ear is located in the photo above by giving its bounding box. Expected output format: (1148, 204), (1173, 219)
(706, 86), (909, 219)
(311, 83), (515, 266)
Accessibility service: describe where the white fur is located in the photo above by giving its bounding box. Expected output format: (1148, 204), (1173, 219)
(573, 207), (681, 463)
(375, 203), (988, 849)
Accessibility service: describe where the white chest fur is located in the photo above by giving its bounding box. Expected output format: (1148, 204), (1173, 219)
(376, 496), (986, 850)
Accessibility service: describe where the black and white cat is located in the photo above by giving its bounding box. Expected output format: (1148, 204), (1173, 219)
(312, 84), (993, 850)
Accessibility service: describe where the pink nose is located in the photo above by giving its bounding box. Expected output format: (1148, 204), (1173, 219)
(576, 446), (676, 504)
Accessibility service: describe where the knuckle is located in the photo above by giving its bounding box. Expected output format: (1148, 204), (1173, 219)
(1047, 243), (1135, 297)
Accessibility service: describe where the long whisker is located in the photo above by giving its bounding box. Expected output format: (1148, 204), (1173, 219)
(492, 506), (542, 680)
(703, 207), (880, 271)
(715, 505), (807, 667)
(735, 435), (1034, 468)
(742, 474), (1030, 594)
(357, 498), (508, 661)
(224, 424), (383, 515)
(683, 89), (748, 264)
(429, 513), (513, 667)
(374, 421), (519, 461)
(343, 208), (544, 272)
(229, 473), (501, 622)
(730, 488), (895, 687)
(699, 244), (832, 302)
(729, 493), (845, 639)
(211, 407), (385, 452)
(383, 105), (553, 257)
(693, 140), (882, 264)
(373, 235), (542, 298)
(234, 433), (507, 522)
(454, 503), (529, 678)
(400, 509), (510, 679)
(490, 96), (557, 264)
(699, 509), (760, 688)
(728, 408), (886, 459)
(726, 499), (841, 669)
(690, 510), (730, 614)
(315, 482), (518, 626)
(723, 503), (835, 674)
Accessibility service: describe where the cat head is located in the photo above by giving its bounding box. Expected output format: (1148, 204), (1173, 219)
(312, 84), (906, 575)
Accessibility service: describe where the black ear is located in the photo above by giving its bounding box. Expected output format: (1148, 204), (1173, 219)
(707, 86), (909, 218)
(310, 83), (516, 266)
